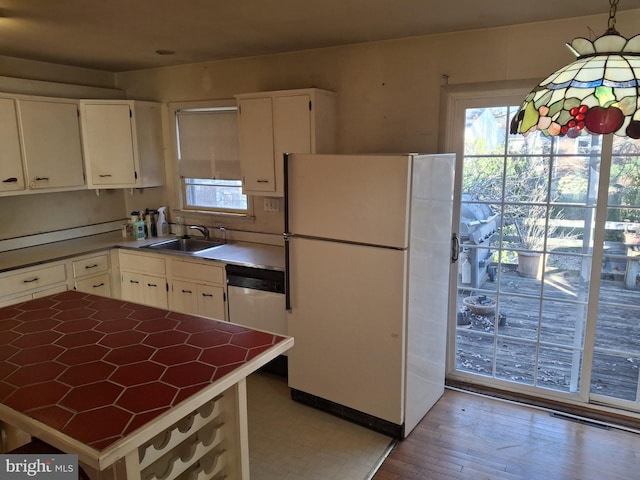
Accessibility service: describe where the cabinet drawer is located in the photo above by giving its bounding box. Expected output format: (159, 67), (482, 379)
(0, 263), (67, 297)
(73, 253), (109, 278)
(120, 251), (166, 275)
(75, 273), (111, 297)
(171, 260), (224, 284)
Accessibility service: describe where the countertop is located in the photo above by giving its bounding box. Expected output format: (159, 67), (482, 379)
(0, 290), (293, 468)
(0, 231), (285, 273)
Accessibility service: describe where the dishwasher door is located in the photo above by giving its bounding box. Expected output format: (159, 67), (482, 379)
(226, 265), (286, 336)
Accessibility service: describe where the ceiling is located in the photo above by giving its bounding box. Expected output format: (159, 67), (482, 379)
(0, 0), (634, 73)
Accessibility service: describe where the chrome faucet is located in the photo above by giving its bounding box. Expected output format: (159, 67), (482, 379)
(189, 225), (210, 239)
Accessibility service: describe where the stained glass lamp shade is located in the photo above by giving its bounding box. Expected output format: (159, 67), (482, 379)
(510, 33), (640, 138)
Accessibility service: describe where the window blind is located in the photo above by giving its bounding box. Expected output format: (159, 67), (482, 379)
(176, 107), (240, 180)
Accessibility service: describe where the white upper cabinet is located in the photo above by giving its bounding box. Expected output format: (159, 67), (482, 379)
(80, 100), (165, 189)
(0, 98), (25, 193)
(236, 88), (336, 196)
(17, 98), (85, 190)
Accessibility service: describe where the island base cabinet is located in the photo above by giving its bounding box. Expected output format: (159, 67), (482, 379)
(114, 380), (249, 480)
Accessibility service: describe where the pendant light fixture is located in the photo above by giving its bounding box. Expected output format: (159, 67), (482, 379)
(510, 0), (640, 138)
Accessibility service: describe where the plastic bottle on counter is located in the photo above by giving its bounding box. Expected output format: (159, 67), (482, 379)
(134, 214), (146, 241)
(157, 207), (169, 237)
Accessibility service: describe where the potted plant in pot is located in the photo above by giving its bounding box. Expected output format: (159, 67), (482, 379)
(514, 205), (548, 278)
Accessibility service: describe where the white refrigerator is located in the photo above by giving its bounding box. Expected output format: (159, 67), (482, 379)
(284, 153), (455, 438)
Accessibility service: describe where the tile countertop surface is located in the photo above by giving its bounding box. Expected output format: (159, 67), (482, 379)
(0, 290), (292, 452)
(0, 231), (286, 273)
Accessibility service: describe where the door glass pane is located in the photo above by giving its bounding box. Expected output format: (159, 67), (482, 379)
(456, 106), (599, 396)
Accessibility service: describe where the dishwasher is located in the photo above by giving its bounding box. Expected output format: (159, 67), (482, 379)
(226, 264), (286, 336)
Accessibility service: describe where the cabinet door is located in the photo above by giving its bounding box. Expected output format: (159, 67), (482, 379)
(172, 280), (199, 315)
(273, 94), (312, 195)
(143, 275), (168, 309)
(0, 98), (25, 193)
(197, 284), (226, 320)
(18, 100), (84, 189)
(238, 97), (276, 193)
(81, 103), (136, 186)
(121, 271), (145, 303)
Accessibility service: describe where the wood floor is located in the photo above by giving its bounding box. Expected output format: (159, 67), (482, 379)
(373, 388), (640, 480)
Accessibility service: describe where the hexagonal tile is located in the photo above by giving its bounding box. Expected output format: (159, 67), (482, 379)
(0, 344), (20, 362)
(54, 308), (99, 321)
(200, 345), (248, 366)
(118, 383), (178, 413)
(64, 405), (134, 447)
(14, 315), (60, 331)
(60, 381), (124, 411)
(28, 405), (74, 431)
(187, 330), (232, 348)
(136, 317), (180, 333)
(128, 307), (171, 321)
(109, 362), (166, 387)
(95, 318), (139, 333)
(103, 344), (155, 365)
(4, 381), (69, 411)
(0, 333), (20, 351)
(12, 330), (62, 348)
(57, 344), (109, 365)
(99, 330), (147, 348)
(5, 362), (66, 387)
(9, 344), (64, 365)
(54, 318), (100, 333)
(162, 363), (216, 388)
(58, 361), (116, 386)
(16, 298), (57, 311)
(174, 316), (220, 333)
(91, 307), (135, 321)
(230, 330), (276, 348)
(143, 330), (189, 348)
(55, 330), (104, 348)
(151, 345), (201, 365)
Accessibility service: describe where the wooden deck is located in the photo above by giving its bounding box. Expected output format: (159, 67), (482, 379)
(455, 263), (640, 401)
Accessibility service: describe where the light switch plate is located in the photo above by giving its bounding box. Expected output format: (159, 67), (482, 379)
(264, 198), (280, 212)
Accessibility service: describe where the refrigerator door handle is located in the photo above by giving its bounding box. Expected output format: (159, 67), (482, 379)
(451, 233), (460, 263)
(284, 152), (292, 311)
(284, 233), (291, 311)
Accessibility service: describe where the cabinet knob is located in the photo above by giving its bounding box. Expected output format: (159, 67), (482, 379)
(23, 277), (39, 283)
(181, 289), (193, 294)
(2, 177), (18, 183)
(34, 177), (50, 181)
(257, 179), (269, 183)
(99, 174), (112, 177)
(85, 264), (98, 269)
(92, 283), (105, 288)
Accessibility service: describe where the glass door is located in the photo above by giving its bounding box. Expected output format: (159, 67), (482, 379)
(445, 89), (640, 411)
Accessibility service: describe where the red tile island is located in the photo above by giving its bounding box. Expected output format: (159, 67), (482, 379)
(0, 290), (293, 480)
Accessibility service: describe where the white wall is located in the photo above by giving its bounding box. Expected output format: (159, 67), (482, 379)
(115, 9), (640, 235)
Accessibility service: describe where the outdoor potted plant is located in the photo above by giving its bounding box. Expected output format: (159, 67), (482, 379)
(514, 203), (549, 279)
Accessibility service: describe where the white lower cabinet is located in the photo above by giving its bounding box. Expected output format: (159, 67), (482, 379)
(169, 258), (226, 320)
(0, 262), (68, 307)
(119, 251), (168, 309)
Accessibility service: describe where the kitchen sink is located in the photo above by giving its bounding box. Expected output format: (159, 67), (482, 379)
(144, 238), (226, 253)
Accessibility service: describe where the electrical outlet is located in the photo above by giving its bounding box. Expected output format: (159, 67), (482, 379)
(264, 198), (280, 212)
